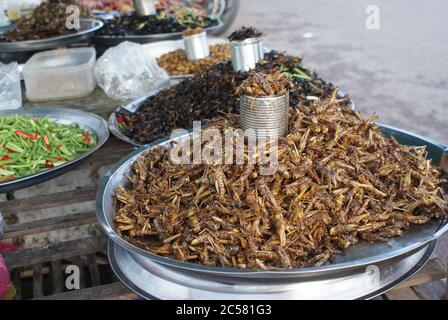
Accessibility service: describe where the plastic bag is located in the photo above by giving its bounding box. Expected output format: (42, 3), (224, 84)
(0, 61), (22, 110)
(95, 41), (169, 100)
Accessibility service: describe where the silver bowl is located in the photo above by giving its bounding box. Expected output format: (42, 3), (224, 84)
(0, 107), (109, 193)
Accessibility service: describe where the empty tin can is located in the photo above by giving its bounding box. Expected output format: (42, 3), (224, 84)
(183, 31), (210, 61)
(240, 92), (289, 139)
(230, 37), (264, 72)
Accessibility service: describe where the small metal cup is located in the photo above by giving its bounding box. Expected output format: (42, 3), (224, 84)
(240, 92), (289, 139)
(230, 37), (264, 72)
(133, 0), (156, 16)
(183, 31), (210, 61)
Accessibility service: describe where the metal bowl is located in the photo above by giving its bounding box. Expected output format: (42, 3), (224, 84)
(97, 123), (448, 279)
(92, 18), (224, 47)
(0, 19), (104, 53)
(0, 107), (109, 193)
(108, 239), (435, 299)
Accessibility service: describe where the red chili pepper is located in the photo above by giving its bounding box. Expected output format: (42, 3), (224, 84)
(84, 131), (89, 145)
(1, 155), (10, 161)
(15, 129), (35, 140)
(0, 176), (14, 182)
(56, 144), (62, 149)
(117, 116), (124, 124)
(32, 132), (39, 140)
(54, 157), (64, 161)
(42, 134), (50, 150)
(7, 149), (15, 153)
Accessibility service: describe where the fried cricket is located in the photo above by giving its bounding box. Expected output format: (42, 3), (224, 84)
(114, 92), (448, 269)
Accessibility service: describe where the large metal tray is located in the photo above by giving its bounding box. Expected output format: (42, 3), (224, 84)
(108, 91), (356, 147)
(97, 123), (448, 279)
(0, 107), (109, 193)
(92, 18), (223, 46)
(0, 19), (103, 53)
(108, 239), (435, 300)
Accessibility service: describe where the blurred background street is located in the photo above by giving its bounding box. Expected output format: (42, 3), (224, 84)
(229, 0), (448, 145)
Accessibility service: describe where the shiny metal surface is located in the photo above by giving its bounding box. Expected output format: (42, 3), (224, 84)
(230, 37), (264, 72)
(92, 18), (223, 46)
(97, 123), (448, 278)
(0, 19), (103, 53)
(184, 32), (210, 61)
(0, 107), (109, 193)
(240, 93), (289, 138)
(108, 239), (436, 300)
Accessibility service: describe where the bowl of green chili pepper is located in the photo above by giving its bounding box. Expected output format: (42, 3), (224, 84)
(0, 108), (109, 192)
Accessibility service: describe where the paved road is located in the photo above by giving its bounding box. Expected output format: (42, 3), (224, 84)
(229, 0), (448, 145)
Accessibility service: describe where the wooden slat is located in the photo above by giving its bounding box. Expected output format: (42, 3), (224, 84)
(394, 259), (447, 290)
(33, 264), (43, 298)
(3, 236), (107, 269)
(0, 187), (97, 217)
(51, 260), (64, 294)
(385, 287), (420, 300)
(36, 282), (138, 300)
(87, 254), (101, 287)
(3, 211), (97, 239)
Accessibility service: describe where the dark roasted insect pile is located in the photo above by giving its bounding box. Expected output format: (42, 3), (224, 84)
(0, 0), (92, 42)
(97, 6), (218, 36)
(114, 92), (448, 269)
(236, 72), (293, 97)
(117, 51), (344, 144)
(228, 26), (263, 41)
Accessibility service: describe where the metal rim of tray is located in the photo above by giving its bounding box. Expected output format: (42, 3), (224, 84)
(92, 18), (224, 46)
(108, 90), (356, 147)
(97, 123), (448, 277)
(0, 107), (109, 193)
(107, 239), (436, 300)
(0, 19), (104, 53)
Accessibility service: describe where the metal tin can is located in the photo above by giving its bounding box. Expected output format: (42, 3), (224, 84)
(183, 31), (210, 61)
(230, 37), (264, 72)
(133, 0), (156, 16)
(240, 92), (289, 139)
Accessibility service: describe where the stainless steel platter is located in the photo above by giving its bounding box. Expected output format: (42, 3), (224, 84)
(142, 37), (228, 80)
(108, 91), (356, 147)
(108, 239), (436, 300)
(97, 123), (448, 279)
(0, 19), (103, 53)
(92, 18), (224, 46)
(0, 107), (109, 193)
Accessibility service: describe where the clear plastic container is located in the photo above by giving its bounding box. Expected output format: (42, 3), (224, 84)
(23, 47), (96, 101)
